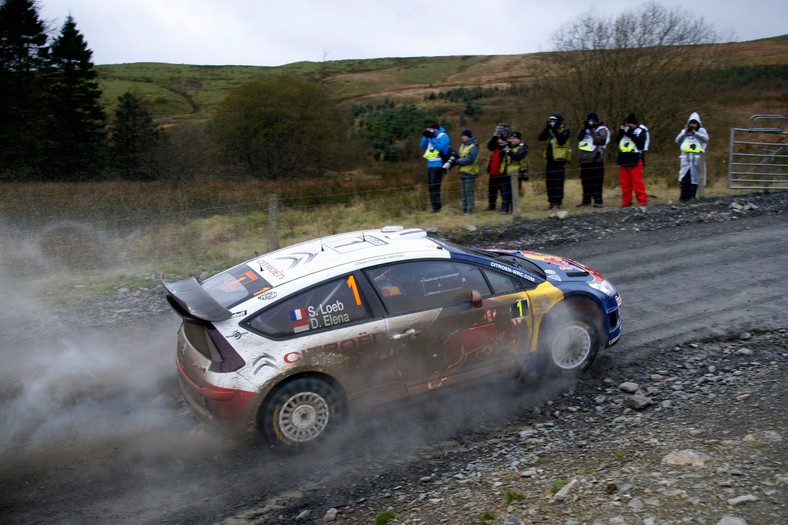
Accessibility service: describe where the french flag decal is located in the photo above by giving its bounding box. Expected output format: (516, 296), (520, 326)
(290, 308), (310, 333)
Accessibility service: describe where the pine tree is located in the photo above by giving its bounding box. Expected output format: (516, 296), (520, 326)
(44, 15), (107, 180)
(110, 91), (162, 180)
(0, 0), (50, 178)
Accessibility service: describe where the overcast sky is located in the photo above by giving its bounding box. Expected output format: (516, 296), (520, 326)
(38, 0), (787, 67)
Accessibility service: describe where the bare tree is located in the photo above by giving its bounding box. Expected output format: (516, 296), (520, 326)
(536, 1), (724, 150)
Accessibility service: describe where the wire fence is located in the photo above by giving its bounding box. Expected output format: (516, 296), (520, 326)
(1, 154), (732, 277)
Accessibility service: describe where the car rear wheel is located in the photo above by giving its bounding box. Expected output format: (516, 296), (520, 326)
(260, 377), (344, 448)
(539, 306), (600, 375)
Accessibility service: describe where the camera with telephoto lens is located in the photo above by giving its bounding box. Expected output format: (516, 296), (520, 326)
(442, 148), (459, 170)
(518, 167), (529, 181)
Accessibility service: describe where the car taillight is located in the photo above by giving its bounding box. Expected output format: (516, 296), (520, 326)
(206, 326), (246, 373)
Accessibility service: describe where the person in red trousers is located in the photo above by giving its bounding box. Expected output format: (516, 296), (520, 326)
(615, 113), (649, 208)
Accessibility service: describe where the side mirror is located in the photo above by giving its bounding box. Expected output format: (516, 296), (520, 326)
(471, 290), (483, 308)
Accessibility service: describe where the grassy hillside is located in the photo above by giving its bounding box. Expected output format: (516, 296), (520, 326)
(96, 35), (788, 121)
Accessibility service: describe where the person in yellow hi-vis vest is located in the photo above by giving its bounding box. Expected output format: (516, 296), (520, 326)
(420, 121), (451, 213)
(576, 112), (610, 208)
(675, 112), (709, 203)
(503, 131), (528, 214)
(454, 129), (480, 214)
(537, 113), (571, 210)
(616, 113), (649, 209)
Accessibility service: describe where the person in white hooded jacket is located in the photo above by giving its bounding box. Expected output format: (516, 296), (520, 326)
(675, 112), (709, 202)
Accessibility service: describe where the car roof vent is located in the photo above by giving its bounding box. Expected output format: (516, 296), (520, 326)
(380, 226), (427, 239)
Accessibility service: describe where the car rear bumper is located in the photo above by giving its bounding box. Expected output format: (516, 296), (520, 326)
(176, 325), (258, 435)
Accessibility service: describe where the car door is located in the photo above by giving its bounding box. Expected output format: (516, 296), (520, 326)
(365, 260), (531, 397)
(244, 272), (404, 410)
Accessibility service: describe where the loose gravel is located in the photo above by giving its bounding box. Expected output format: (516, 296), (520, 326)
(305, 329), (786, 525)
(56, 191), (787, 525)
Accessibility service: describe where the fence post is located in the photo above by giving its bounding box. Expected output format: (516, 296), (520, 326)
(510, 174), (521, 215)
(268, 194), (279, 251)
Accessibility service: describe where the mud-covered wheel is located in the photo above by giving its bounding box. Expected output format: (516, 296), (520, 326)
(259, 377), (344, 448)
(539, 306), (600, 375)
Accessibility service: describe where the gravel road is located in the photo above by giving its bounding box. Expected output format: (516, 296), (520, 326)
(0, 192), (785, 525)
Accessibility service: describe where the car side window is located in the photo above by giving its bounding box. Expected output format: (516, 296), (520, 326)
(366, 261), (491, 315)
(245, 274), (371, 338)
(482, 268), (525, 294)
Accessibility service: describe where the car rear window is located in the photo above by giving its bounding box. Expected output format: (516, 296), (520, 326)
(202, 263), (273, 308)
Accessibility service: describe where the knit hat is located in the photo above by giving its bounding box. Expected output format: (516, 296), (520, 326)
(461, 129), (473, 138)
(587, 112), (599, 122)
(624, 113), (638, 124)
(510, 131), (522, 139)
(428, 121), (440, 129)
(495, 124), (510, 138)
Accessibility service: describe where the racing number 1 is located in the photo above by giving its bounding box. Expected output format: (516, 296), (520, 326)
(511, 299), (528, 319)
(346, 275), (362, 306)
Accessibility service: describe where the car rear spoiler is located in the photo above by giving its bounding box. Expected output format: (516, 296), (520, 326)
(162, 277), (232, 323)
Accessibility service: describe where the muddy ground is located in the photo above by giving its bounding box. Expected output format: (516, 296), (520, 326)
(0, 192), (786, 525)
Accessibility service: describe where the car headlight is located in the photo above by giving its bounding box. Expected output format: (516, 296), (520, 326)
(589, 279), (617, 297)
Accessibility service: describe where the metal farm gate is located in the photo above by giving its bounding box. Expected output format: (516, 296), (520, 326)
(728, 114), (787, 190)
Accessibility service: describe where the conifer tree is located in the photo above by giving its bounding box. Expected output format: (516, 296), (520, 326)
(0, 0), (50, 178)
(110, 91), (162, 180)
(44, 15), (106, 180)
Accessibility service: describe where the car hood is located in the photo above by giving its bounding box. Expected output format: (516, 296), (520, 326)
(497, 249), (604, 283)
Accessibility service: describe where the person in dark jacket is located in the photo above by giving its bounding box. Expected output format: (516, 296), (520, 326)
(486, 124), (511, 212)
(576, 112), (610, 207)
(503, 131), (528, 214)
(537, 113), (571, 210)
(616, 113), (649, 208)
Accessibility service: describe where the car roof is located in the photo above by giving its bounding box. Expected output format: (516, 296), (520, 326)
(245, 226), (449, 288)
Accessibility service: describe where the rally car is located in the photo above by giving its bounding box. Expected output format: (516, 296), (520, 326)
(163, 226), (621, 447)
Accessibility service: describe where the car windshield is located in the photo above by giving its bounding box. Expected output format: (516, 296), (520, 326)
(435, 239), (546, 280)
(202, 262), (274, 308)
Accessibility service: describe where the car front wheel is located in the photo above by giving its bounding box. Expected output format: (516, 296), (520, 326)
(259, 377), (344, 448)
(539, 306), (600, 375)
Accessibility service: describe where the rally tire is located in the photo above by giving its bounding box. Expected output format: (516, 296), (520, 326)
(538, 306), (600, 375)
(259, 377), (344, 448)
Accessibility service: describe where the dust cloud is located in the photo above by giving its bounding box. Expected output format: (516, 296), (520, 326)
(0, 216), (582, 522)
(0, 219), (242, 522)
(0, 225), (206, 454)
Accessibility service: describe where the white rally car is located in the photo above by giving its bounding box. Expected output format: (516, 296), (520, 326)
(163, 226), (621, 447)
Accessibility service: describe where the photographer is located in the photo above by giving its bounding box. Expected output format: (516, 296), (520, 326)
(675, 112), (709, 203)
(485, 124), (511, 212)
(537, 113), (571, 210)
(419, 121), (451, 212)
(576, 112), (610, 208)
(616, 113), (649, 208)
(504, 131), (528, 212)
